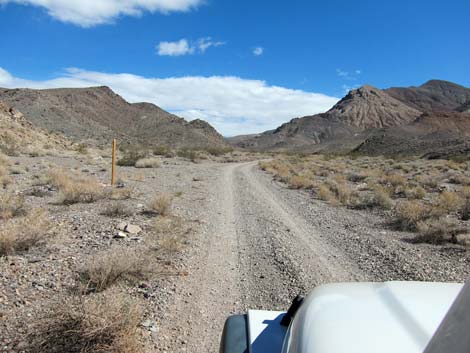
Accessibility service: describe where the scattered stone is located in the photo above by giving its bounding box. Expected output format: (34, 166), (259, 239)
(116, 222), (127, 231)
(125, 224), (142, 235)
(114, 231), (127, 239)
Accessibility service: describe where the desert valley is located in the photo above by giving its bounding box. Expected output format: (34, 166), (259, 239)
(0, 78), (469, 352)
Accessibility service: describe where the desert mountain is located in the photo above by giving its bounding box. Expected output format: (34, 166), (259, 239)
(231, 79), (470, 156)
(385, 80), (470, 112)
(324, 85), (422, 128)
(353, 111), (470, 157)
(0, 86), (227, 149)
(0, 101), (70, 156)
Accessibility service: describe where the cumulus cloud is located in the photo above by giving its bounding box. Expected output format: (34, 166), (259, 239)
(253, 47), (264, 56)
(0, 0), (202, 27)
(0, 67), (339, 136)
(157, 37), (225, 56)
(157, 39), (193, 56)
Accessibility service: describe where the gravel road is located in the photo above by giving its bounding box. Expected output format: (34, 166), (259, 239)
(156, 161), (470, 352)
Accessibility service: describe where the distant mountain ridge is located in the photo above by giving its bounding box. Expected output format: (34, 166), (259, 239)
(231, 79), (470, 157)
(0, 86), (227, 149)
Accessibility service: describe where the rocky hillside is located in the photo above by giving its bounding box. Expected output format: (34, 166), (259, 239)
(231, 79), (470, 156)
(325, 85), (421, 128)
(0, 101), (71, 156)
(0, 86), (227, 149)
(385, 80), (470, 112)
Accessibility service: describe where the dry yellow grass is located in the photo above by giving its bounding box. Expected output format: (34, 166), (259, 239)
(153, 216), (187, 254)
(395, 200), (429, 231)
(135, 157), (160, 168)
(0, 192), (25, 220)
(0, 209), (52, 256)
(288, 175), (314, 189)
(147, 193), (172, 216)
(431, 191), (464, 217)
(415, 218), (465, 244)
(27, 291), (143, 353)
(78, 247), (153, 293)
(318, 183), (338, 205)
(47, 168), (104, 204)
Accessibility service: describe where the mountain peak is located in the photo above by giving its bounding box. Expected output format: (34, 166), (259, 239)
(326, 84), (421, 129)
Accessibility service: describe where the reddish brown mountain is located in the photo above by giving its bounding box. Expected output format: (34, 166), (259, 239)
(385, 80), (470, 112)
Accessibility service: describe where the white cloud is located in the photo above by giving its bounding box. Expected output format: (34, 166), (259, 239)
(0, 67), (339, 136)
(253, 47), (264, 56)
(157, 37), (225, 56)
(157, 39), (193, 56)
(336, 68), (362, 80)
(0, 0), (202, 27)
(197, 37), (225, 53)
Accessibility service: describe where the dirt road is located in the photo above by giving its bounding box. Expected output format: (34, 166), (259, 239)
(156, 161), (470, 352)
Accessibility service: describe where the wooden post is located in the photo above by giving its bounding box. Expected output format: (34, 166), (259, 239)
(111, 139), (117, 186)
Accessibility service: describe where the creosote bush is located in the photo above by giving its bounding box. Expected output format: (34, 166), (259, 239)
(0, 209), (52, 256)
(78, 247), (153, 293)
(27, 292), (143, 353)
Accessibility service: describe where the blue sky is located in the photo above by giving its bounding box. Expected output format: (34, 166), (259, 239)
(0, 0), (469, 135)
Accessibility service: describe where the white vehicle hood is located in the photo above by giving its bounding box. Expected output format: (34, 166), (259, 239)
(281, 281), (463, 353)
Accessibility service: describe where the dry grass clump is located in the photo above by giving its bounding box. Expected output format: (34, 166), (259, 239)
(318, 183), (338, 205)
(394, 200), (429, 231)
(381, 173), (407, 187)
(108, 186), (134, 200)
(404, 186), (426, 200)
(153, 216), (187, 253)
(27, 292), (143, 353)
(0, 209), (52, 256)
(414, 218), (466, 244)
(147, 193), (172, 216)
(431, 191), (464, 217)
(288, 175), (314, 189)
(135, 158), (160, 168)
(78, 247), (153, 293)
(101, 202), (132, 218)
(48, 169), (104, 204)
(0, 192), (25, 219)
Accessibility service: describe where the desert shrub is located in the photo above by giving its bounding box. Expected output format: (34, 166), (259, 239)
(147, 193), (172, 216)
(318, 183), (337, 204)
(381, 173), (407, 187)
(448, 174), (470, 186)
(153, 216), (187, 253)
(394, 200), (429, 231)
(78, 247), (153, 293)
(0, 192), (25, 219)
(108, 187), (134, 200)
(288, 175), (314, 189)
(153, 146), (171, 156)
(177, 149), (198, 162)
(0, 209), (52, 256)
(347, 173), (367, 183)
(117, 151), (146, 167)
(204, 146), (233, 156)
(414, 218), (466, 244)
(48, 169), (104, 204)
(101, 202), (132, 218)
(27, 292), (142, 353)
(135, 158), (160, 168)
(431, 191), (464, 217)
(404, 186), (426, 200)
(373, 185), (394, 209)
